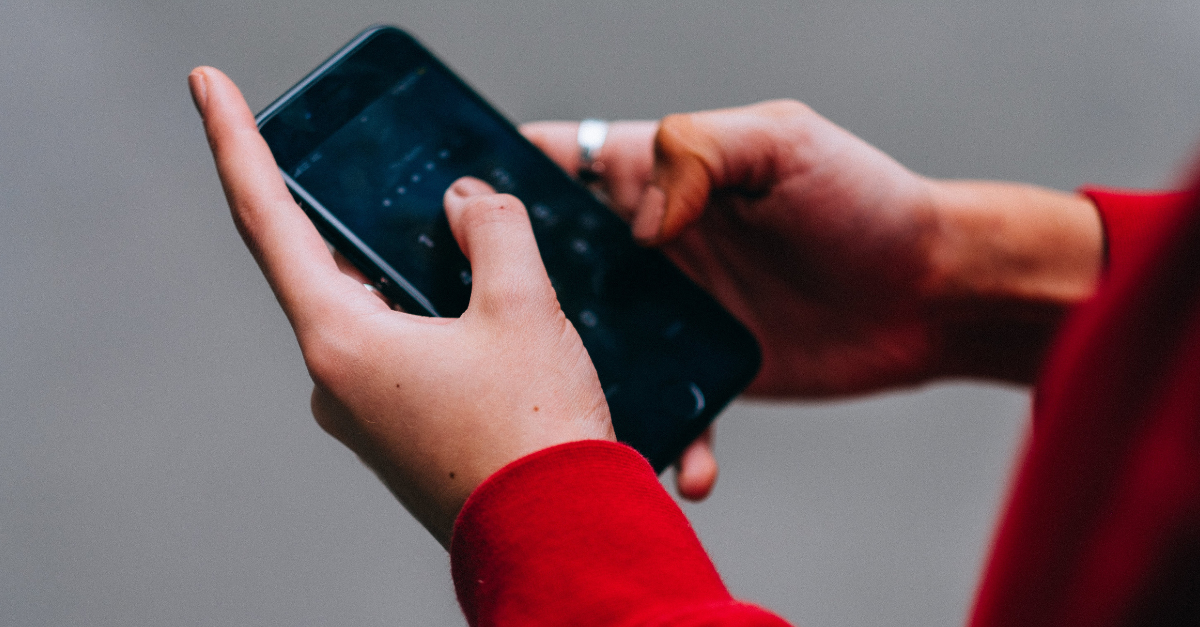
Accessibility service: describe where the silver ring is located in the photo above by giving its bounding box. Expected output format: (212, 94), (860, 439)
(577, 119), (609, 181)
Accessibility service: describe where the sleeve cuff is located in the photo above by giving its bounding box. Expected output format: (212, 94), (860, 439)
(1078, 186), (1191, 273)
(450, 440), (733, 627)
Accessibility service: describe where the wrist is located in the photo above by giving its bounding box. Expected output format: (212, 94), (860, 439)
(921, 179), (1104, 383)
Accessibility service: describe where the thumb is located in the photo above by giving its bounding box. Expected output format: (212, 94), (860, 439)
(635, 112), (718, 245)
(637, 100), (813, 245)
(675, 425), (718, 501)
(443, 177), (555, 317)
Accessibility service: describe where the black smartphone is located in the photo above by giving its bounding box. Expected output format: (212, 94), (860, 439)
(256, 26), (760, 472)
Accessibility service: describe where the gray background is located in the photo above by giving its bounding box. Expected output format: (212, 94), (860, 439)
(3, 1), (1199, 626)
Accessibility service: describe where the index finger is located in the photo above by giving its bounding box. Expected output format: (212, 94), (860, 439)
(191, 66), (376, 334)
(522, 120), (659, 224)
(519, 121), (582, 173)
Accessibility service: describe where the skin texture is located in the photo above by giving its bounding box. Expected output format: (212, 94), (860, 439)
(525, 102), (1103, 395)
(523, 102), (1102, 498)
(194, 61), (1102, 526)
(190, 67), (613, 547)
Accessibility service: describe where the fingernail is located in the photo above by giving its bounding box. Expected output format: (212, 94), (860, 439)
(188, 69), (208, 115)
(448, 177), (492, 199)
(632, 185), (666, 243)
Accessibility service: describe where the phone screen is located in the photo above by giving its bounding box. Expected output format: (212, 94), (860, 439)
(288, 63), (630, 320)
(258, 27), (759, 470)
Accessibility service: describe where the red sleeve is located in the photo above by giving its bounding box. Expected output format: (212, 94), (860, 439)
(971, 187), (1200, 627)
(1078, 186), (1191, 271)
(450, 440), (790, 627)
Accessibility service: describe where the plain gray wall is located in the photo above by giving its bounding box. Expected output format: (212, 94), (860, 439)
(3, 1), (1199, 626)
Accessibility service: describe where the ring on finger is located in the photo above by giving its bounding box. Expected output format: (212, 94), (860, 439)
(576, 119), (609, 184)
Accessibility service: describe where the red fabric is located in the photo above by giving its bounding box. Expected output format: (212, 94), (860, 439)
(1080, 186), (1191, 269)
(451, 187), (1200, 626)
(969, 186), (1200, 627)
(451, 440), (789, 626)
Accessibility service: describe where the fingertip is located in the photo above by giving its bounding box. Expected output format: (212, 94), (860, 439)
(443, 177), (496, 223)
(447, 176), (494, 200)
(192, 66), (260, 141)
(188, 67), (209, 114)
(677, 464), (717, 502)
(440, 182), (532, 264)
(190, 66), (236, 104)
(675, 438), (718, 501)
(632, 185), (666, 243)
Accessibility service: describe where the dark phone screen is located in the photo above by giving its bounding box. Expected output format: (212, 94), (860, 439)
(290, 64), (624, 319)
(259, 29), (759, 469)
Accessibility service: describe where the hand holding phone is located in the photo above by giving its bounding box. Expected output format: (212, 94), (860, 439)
(191, 66), (614, 546)
(254, 27), (761, 473)
(524, 104), (948, 398)
(527, 90), (1108, 407)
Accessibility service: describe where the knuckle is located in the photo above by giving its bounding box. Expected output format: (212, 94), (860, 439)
(756, 98), (814, 119)
(518, 121), (550, 145)
(757, 100), (821, 147)
(655, 113), (700, 157)
(298, 326), (367, 392)
(481, 273), (548, 316)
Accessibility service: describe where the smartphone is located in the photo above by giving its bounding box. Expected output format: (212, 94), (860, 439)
(255, 26), (760, 472)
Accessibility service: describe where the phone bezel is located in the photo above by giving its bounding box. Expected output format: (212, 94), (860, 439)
(252, 25), (762, 471)
(257, 27), (468, 314)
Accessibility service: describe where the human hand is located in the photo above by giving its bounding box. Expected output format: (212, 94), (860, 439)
(527, 104), (938, 502)
(525, 102), (1101, 499)
(524, 101), (1101, 398)
(525, 103), (945, 398)
(190, 67), (614, 548)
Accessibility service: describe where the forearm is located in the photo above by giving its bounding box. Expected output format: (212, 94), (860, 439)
(922, 179), (1104, 383)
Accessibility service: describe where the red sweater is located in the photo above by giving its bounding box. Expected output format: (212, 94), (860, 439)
(450, 186), (1200, 627)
